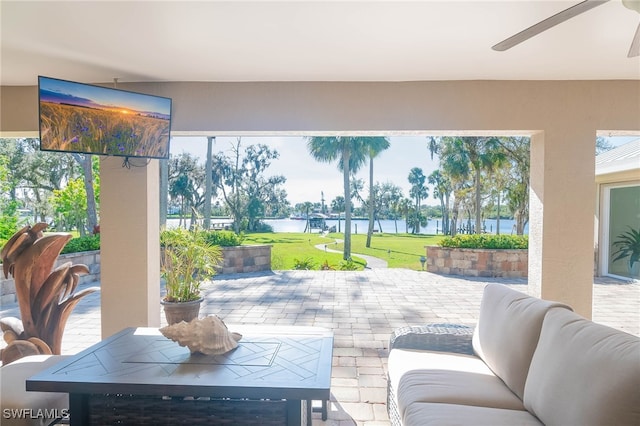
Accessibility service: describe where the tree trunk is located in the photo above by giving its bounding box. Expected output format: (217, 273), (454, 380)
(159, 159), (168, 228)
(475, 167), (482, 234)
(204, 137), (214, 230)
(443, 193), (450, 235)
(404, 210), (409, 234)
(366, 156), (374, 248)
(179, 198), (185, 228)
(439, 199), (446, 235)
(74, 154), (98, 235)
(451, 201), (459, 236)
(515, 208), (527, 235)
(342, 149), (351, 260)
(496, 191), (501, 235)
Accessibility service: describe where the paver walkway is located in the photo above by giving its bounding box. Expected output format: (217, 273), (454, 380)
(315, 237), (388, 269)
(1, 270), (638, 425)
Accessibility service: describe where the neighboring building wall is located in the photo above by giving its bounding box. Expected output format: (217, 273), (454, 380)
(595, 139), (640, 279)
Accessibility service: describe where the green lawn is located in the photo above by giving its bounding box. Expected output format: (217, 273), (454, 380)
(329, 232), (444, 270)
(243, 232), (444, 271)
(242, 233), (367, 270)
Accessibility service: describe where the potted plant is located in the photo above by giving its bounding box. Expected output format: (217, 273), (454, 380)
(611, 226), (640, 278)
(160, 227), (222, 324)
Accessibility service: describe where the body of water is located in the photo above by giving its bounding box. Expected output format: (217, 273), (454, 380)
(266, 218), (527, 235)
(167, 217), (528, 235)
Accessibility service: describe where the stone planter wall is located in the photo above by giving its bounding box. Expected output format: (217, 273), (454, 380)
(0, 250), (101, 306)
(1, 244), (272, 305)
(426, 245), (528, 278)
(216, 245), (272, 275)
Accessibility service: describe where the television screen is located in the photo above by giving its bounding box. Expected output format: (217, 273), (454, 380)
(38, 76), (172, 159)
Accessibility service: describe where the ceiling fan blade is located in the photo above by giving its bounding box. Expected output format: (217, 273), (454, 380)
(492, 0), (609, 51)
(629, 22), (640, 57)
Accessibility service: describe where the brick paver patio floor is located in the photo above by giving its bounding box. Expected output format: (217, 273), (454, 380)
(1, 270), (638, 425)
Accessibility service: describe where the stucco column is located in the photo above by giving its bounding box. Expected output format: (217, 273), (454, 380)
(529, 128), (596, 318)
(100, 157), (161, 338)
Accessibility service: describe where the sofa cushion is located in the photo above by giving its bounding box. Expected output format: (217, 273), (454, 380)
(472, 284), (571, 400)
(403, 402), (544, 426)
(0, 355), (70, 426)
(523, 308), (640, 426)
(388, 349), (526, 420)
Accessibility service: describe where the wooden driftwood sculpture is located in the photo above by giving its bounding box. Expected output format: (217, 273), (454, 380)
(0, 223), (99, 364)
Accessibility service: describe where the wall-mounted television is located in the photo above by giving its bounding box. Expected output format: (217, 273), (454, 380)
(38, 76), (172, 159)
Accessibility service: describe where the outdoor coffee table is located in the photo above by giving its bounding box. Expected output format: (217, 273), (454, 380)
(27, 325), (333, 425)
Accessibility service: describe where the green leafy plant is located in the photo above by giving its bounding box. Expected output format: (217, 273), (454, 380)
(338, 259), (359, 271)
(293, 257), (316, 270)
(202, 230), (244, 247)
(611, 226), (640, 271)
(60, 234), (101, 254)
(320, 260), (335, 270)
(439, 234), (528, 249)
(0, 201), (19, 249)
(160, 227), (222, 303)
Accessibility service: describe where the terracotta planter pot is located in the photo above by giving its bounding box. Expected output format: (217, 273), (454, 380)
(161, 298), (203, 325)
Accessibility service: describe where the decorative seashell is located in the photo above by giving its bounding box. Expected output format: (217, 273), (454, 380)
(160, 315), (242, 355)
(28, 337), (53, 355)
(2, 340), (40, 365)
(3, 329), (19, 344)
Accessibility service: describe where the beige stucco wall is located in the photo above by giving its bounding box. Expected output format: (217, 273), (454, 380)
(100, 157), (160, 338)
(3, 81), (638, 135)
(2, 80), (639, 325)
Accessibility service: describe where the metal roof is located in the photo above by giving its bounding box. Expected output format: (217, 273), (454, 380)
(596, 139), (640, 176)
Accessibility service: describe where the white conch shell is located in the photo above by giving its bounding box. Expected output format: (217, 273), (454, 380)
(160, 315), (242, 355)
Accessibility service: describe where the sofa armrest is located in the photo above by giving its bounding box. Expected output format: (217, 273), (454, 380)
(389, 323), (475, 355)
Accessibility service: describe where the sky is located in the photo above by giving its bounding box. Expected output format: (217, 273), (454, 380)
(170, 135), (440, 207)
(40, 76), (171, 115)
(170, 135), (636, 208)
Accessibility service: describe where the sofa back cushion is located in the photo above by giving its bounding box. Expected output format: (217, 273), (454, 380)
(472, 284), (571, 400)
(523, 308), (640, 426)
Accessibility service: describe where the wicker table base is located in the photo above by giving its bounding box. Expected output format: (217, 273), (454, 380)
(86, 394), (301, 426)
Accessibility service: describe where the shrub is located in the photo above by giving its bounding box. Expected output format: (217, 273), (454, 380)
(60, 234), (101, 254)
(439, 234), (528, 249)
(202, 230), (244, 247)
(160, 227), (222, 303)
(293, 257), (316, 270)
(0, 201), (19, 242)
(251, 221), (273, 233)
(320, 260), (335, 270)
(338, 259), (359, 270)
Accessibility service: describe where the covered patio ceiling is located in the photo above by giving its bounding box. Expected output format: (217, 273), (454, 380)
(1, 0), (638, 86)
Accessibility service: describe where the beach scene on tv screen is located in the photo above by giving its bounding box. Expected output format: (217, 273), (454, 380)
(39, 77), (171, 158)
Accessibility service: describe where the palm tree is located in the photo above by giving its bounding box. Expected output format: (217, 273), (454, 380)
(495, 136), (530, 235)
(396, 197), (412, 234)
(428, 170), (451, 235)
(330, 196), (345, 232)
(434, 137), (505, 234)
(365, 137), (390, 248)
(408, 167), (428, 234)
(380, 182), (403, 234)
(306, 137), (367, 260)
